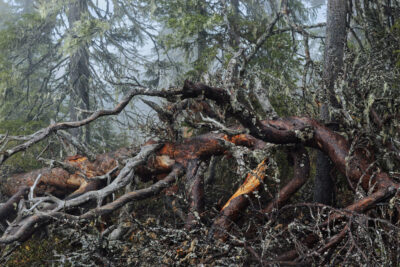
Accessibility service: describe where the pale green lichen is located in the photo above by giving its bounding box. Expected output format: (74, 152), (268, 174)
(294, 126), (314, 142)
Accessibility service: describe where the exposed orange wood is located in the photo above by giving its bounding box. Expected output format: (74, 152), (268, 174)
(221, 159), (268, 211)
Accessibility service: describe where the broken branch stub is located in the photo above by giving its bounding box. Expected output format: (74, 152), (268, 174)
(212, 158), (268, 240)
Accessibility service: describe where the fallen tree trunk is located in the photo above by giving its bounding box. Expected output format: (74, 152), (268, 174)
(0, 132), (268, 242)
(211, 145), (310, 240)
(0, 81), (398, 261)
(181, 81), (399, 195)
(3, 82), (397, 201)
(2, 147), (134, 198)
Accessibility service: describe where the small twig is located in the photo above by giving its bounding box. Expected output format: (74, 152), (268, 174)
(0, 131), (9, 146)
(74, 107), (96, 114)
(29, 174), (42, 200)
(89, 165), (119, 182)
(0, 87), (183, 166)
(200, 113), (247, 136)
(57, 130), (96, 161)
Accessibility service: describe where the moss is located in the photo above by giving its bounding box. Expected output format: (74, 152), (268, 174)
(5, 234), (73, 267)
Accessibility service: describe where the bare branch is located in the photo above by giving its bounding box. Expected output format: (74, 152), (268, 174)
(29, 174), (42, 200)
(0, 87), (183, 166)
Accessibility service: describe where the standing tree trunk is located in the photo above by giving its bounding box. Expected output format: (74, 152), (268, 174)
(228, 0), (240, 49)
(67, 0), (91, 144)
(195, 0), (208, 79)
(222, 0), (240, 84)
(314, 0), (347, 205)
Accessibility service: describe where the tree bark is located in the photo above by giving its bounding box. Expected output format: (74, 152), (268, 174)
(67, 0), (91, 144)
(1, 81), (399, 245)
(314, 0), (347, 205)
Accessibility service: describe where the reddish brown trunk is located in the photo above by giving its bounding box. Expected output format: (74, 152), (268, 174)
(2, 147), (133, 198)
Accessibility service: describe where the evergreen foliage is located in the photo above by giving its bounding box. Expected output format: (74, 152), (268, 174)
(1, 1), (400, 265)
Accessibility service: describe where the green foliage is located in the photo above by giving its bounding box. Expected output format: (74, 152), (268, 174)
(147, 0), (223, 79)
(269, 93), (298, 117)
(145, 0), (310, 107)
(91, 118), (130, 150)
(0, 10), (56, 123)
(163, 10), (222, 42)
(0, 13), (46, 49)
(0, 119), (46, 135)
(37, 0), (63, 18)
(0, 0), (131, 151)
(0, 6), (62, 172)
(0, 119), (49, 172)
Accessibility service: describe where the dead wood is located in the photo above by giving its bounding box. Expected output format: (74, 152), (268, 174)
(0, 187), (29, 224)
(275, 186), (397, 263)
(0, 80), (399, 263)
(0, 130), (266, 242)
(212, 158), (269, 240)
(184, 159), (206, 230)
(2, 147), (134, 198)
(263, 145), (310, 213)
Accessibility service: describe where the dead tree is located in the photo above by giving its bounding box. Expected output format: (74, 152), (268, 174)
(0, 81), (398, 265)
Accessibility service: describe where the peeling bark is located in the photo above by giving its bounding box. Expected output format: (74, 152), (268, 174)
(1, 80), (400, 250)
(212, 158), (268, 240)
(1, 111), (398, 244)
